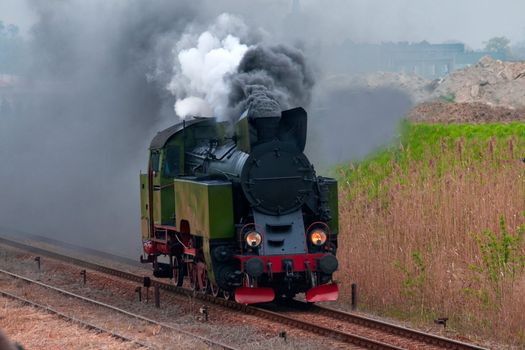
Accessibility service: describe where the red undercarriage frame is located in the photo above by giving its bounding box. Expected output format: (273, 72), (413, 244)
(235, 253), (325, 273)
(143, 225), (183, 256)
(234, 253), (339, 304)
(143, 236), (338, 305)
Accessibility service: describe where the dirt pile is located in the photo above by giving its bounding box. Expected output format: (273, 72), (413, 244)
(431, 56), (525, 108)
(408, 101), (525, 123)
(405, 56), (525, 123)
(338, 56), (525, 123)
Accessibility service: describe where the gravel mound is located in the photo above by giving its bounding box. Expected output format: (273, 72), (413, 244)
(431, 56), (525, 109)
(408, 101), (525, 124)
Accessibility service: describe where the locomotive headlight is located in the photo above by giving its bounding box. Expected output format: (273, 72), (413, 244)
(245, 231), (262, 247)
(310, 229), (327, 246)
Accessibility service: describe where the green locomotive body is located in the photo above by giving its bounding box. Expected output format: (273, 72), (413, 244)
(140, 108), (339, 303)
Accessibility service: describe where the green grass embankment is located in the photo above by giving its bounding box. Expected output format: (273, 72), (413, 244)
(338, 121), (525, 198)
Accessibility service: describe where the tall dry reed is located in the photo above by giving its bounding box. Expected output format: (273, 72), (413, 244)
(337, 136), (525, 345)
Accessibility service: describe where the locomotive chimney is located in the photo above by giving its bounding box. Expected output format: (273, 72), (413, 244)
(248, 96), (282, 144)
(254, 116), (280, 143)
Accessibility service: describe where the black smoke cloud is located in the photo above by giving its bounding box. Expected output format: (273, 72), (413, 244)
(0, 0), (414, 258)
(225, 42), (412, 169)
(228, 45), (314, 118)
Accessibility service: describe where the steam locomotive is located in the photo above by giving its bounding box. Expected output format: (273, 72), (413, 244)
(139, 107), (339, 304)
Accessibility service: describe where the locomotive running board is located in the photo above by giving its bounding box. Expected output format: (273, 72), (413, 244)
(234, 287), (275, 304)
(305, 283), (339, 302)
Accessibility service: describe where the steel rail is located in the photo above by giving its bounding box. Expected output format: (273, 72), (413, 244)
(0, 268), (238, 350)
(0, 236), (486, 350)
(311, 305), (487, 350)
(0, 237), (399, 349)
(247, 306), (402, 349)
(0, 289), (150, 349)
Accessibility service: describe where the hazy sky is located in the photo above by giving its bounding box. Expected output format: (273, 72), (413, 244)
(0, 0), (36, 37)
(2, 0), (525, 48)
(308, 0), (525, 48)
(1, 0), (524, 256)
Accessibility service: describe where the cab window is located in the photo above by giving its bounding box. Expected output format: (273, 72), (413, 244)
(150, 151), (160, 172)
(163, 146), (180, 177)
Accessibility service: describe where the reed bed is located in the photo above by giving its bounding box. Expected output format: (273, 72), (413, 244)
(337, 122), (525, 345)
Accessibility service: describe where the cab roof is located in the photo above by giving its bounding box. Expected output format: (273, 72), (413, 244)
(149, 118), (210, 150)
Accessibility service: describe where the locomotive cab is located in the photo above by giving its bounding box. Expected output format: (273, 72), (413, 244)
(140, 107), (339, 304)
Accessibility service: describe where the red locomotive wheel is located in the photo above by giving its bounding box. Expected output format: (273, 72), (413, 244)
(222, 289), (233, 300)
(199, 264), (209, 294)
(210, 282), (219, 297)
(172, 256), (184, 287)
(187, 262), (197, 291)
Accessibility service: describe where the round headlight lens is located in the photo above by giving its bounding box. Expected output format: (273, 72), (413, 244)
(310, 229), (327, 246)
(245, 231), (262, 247)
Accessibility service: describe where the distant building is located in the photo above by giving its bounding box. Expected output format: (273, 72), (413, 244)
(328, 41), (510, 79)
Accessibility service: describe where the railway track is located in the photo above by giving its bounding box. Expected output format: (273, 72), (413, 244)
(0, 236), (487, 350)
(0, 289), (148, 349)
(311, 305), (485, 350)
(265, 300), (487, 350)
(0, 268), (238, 350)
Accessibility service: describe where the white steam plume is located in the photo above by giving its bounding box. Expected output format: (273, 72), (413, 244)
(168, 14), (251, 119)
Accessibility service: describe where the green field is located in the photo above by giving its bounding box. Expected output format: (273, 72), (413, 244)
(338, 121), (525, 198)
